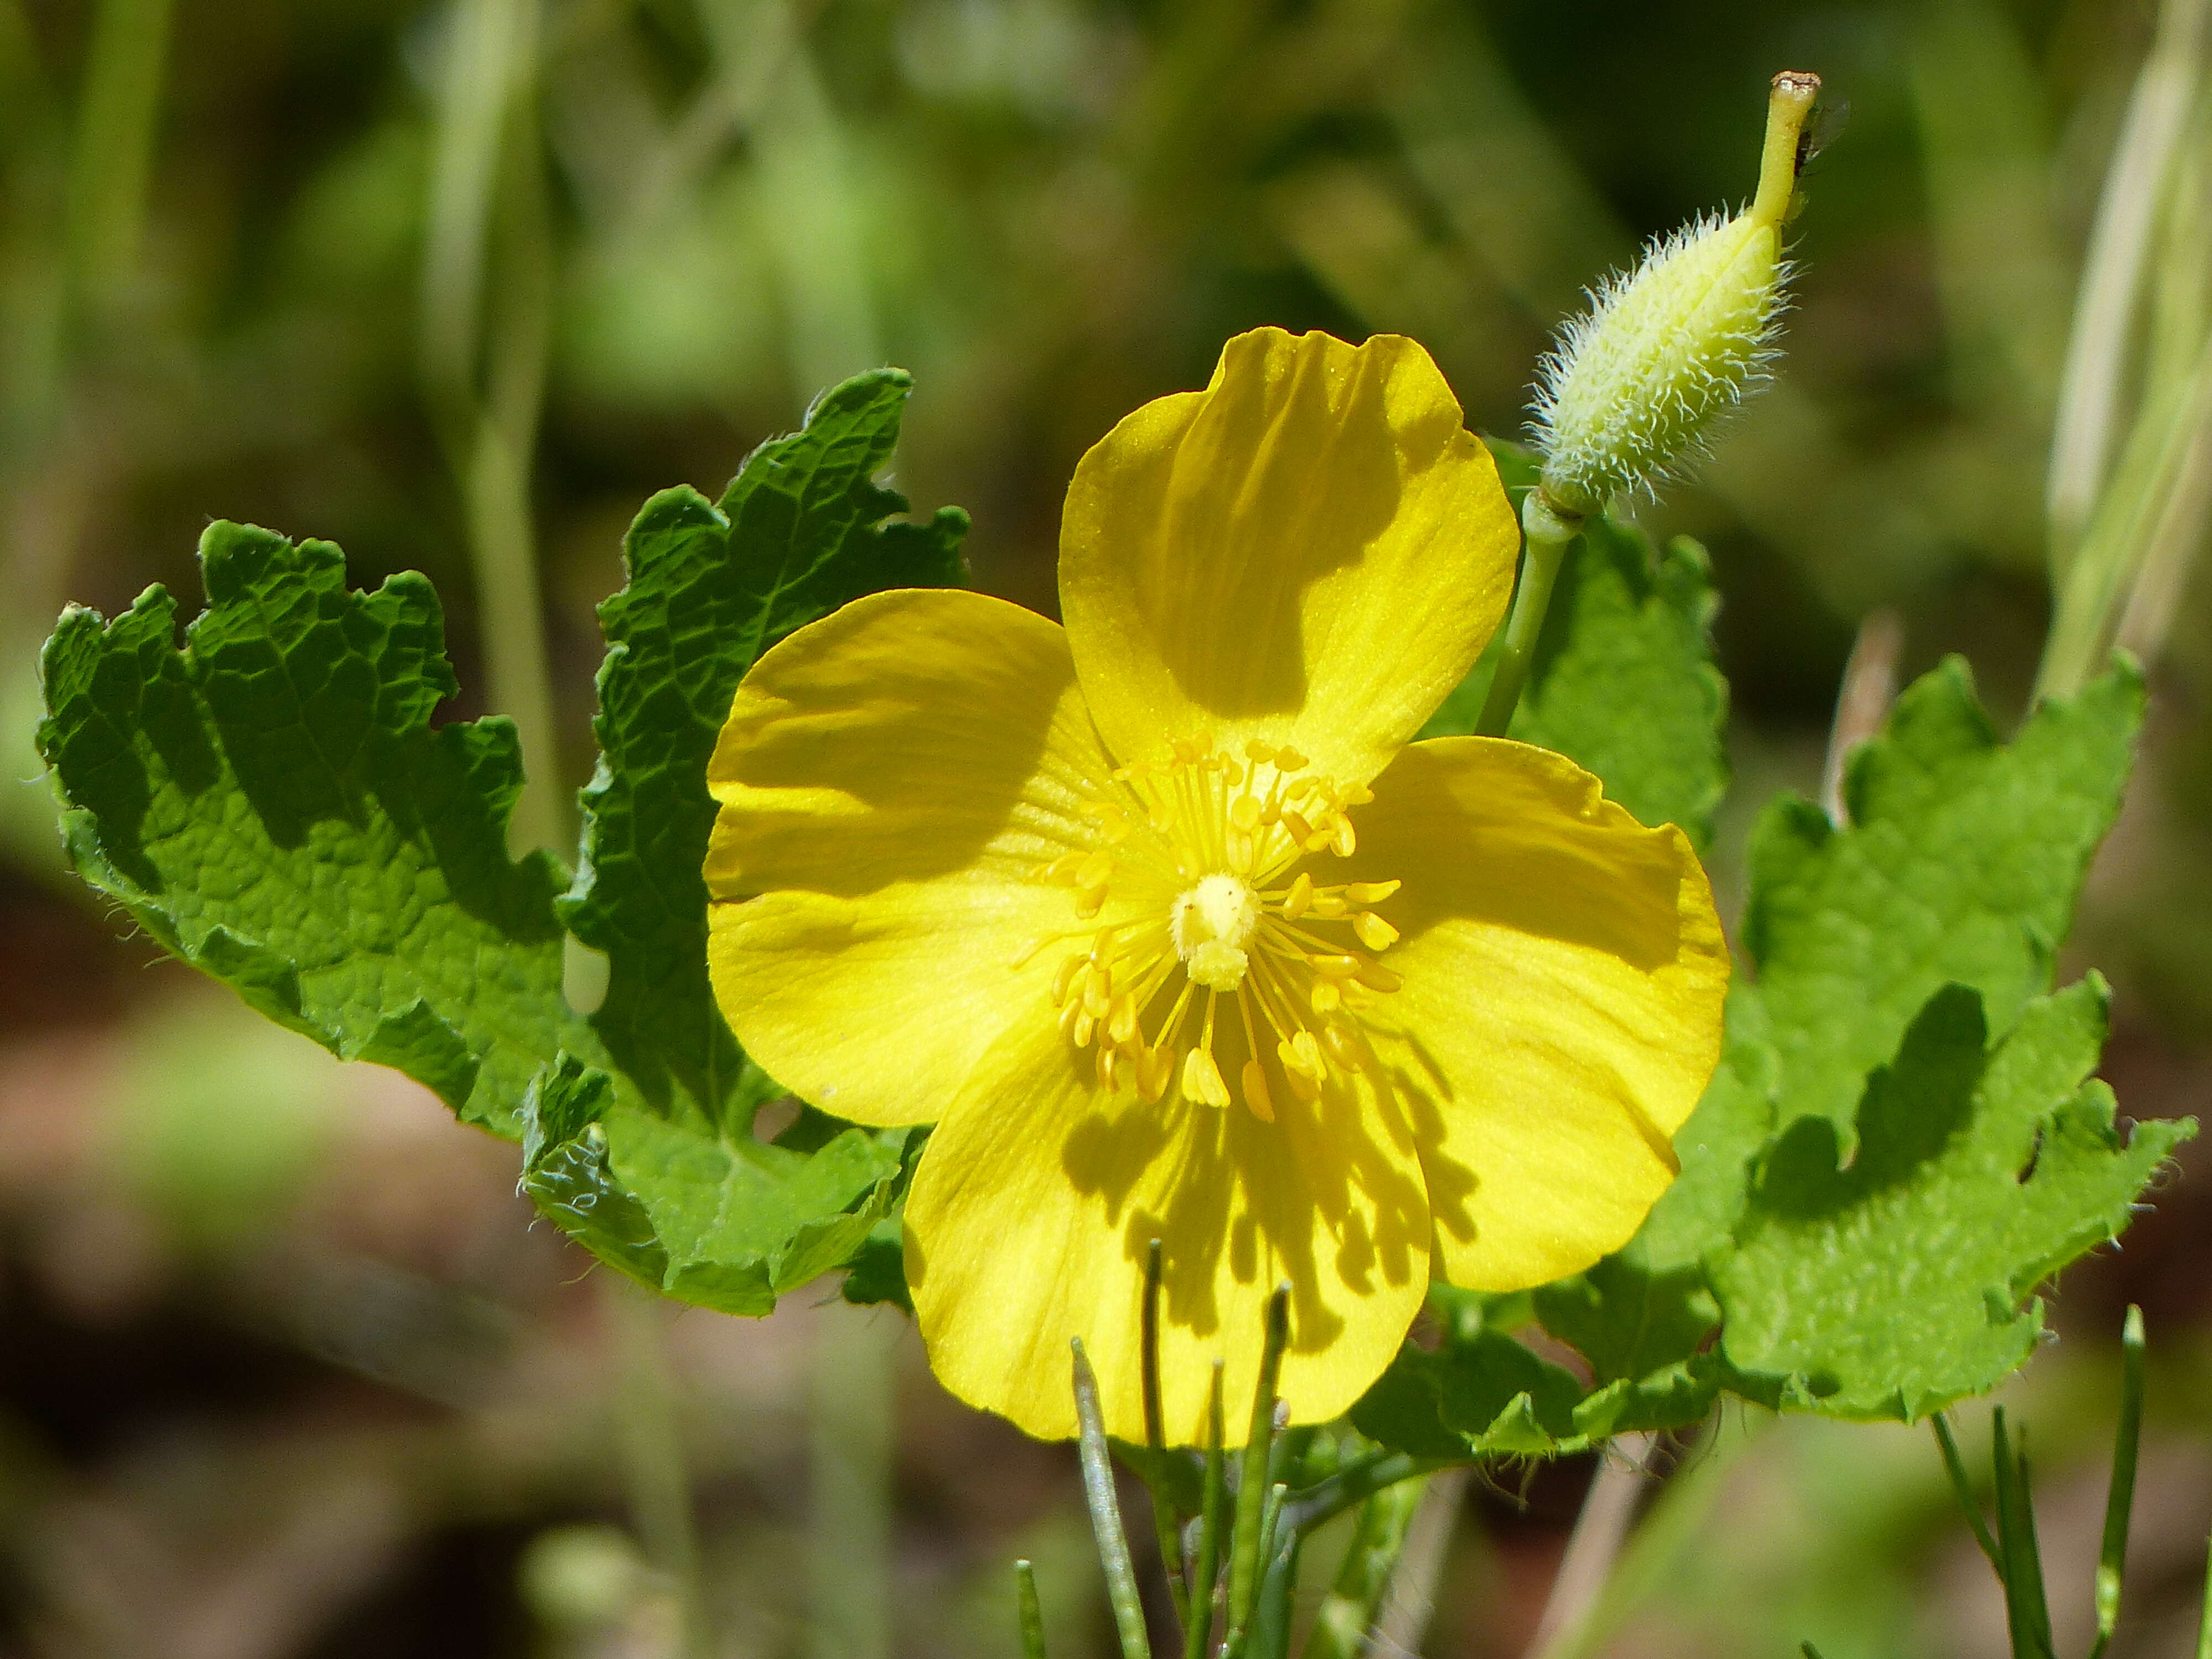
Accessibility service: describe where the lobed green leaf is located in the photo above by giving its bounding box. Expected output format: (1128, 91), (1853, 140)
(1711, 981), (2192, 1418)
(36, 524), (598, 1135)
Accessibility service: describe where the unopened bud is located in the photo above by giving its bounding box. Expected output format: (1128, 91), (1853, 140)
(1531, 71), (1821, 517)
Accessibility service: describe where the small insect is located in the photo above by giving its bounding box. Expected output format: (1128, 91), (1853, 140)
(1796, 96), (1850, 177)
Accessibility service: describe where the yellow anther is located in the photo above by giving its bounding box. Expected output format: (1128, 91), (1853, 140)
(1275, 747), (1308, 771)
(1303, 825), (1335, 853)
(1137, 1045), (1174, 1102)
(1341, 783), (1375, 807)
(1074, 1011), (1098, 1047)
(1281, 811), (1316, 846)
(1097, 1046), (1121, 1090)
(1082, 969), (1113, 1019)
(1345, 880), (1400, 904)
(1228, 832), (1257, 878)
(1353, 912), (1400, 952)
(1310, 954), (1364, 979)
(1052, 954), (1084, 1005)
(1283, 872), (1314, 919)
(1076, 850), (1114, 889)
(1074, 886), (1106, 919)
(1307, 891), (1349, 918)
(1240, 1059), (1275, 1123)
(1108, 993), (1140, 1047)
(1228, 794), (1262, 833)
(1356, 959), (1402, 993)
(1244, 740), (1276, 764)
(1330, 817), (1357, 857)
(1173, 737), (1205, 764)
(1043, 852), (1084, 883)
(1183, 1047), (1231, 1108)
(1059, 998), (1085, 1041)
(1311, 979), (1342, 1015)
(1286, 1030), (1326, 1078)
(1322, 1024), (1361, 1070)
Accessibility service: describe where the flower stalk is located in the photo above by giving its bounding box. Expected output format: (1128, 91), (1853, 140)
(1074, 1338), (1156, 1659)
(1221, 1286), (1291, 1659)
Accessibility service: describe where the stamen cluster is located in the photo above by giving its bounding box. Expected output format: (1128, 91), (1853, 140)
(1032, 738), (1403, 1121)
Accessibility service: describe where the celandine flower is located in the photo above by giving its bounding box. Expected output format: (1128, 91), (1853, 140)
(705, 328), (1728, 1444)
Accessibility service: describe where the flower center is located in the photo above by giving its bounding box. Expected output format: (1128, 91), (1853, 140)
(1024, 737), (1403, 1121)
(1171, 874), (1259, 990)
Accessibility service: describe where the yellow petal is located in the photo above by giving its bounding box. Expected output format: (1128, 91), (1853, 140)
(904, 1018), (1431, 1444)
(1342, 738), (1730, 1289)
(1058, 327), (1517, 789)
(705, 589), (1118, 1126)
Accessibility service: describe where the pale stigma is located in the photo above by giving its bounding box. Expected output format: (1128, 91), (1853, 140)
(1171, 874), (1260, 990)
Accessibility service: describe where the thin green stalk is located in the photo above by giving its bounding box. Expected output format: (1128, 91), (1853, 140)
(1185, 1362), (1227, 1659)
(1015, 1559), (1050, 1659)
(606, 1279), (709, 1658)
(1991, 1410), (2057, 1659)
(1476, 492), (1580, 735)
(1303, 1476), (1427, 1659)
(421, 0), (567, 855)
(810, 1312), (894, 1659)
(1222, 1286), (1291, 1659)
(1141, 1240), (1190, 1635)
(1245, 1491), (1297, 1659)
(2090, 1306), (2148, 1659)
(1286, 1450), (1441, 1536)
(2046, 0), (2212, 576)
(1933, 1413), (2001, 1571)
(2195, 1536), (2212, 1659)
(2037, 331), (2212, 701)
(1073, 1339), (1155, 1659)
(62, 0), (175, 319)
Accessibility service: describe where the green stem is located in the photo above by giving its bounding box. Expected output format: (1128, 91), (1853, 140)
(1303, 1477), (1428, 1659)
(1244, 1496), (1298, 1659)
(810, 1311), (894, 1659)
(1221, 1286), (1291, 1659)
(1288, 1450), (1446, 1536)
(1141, 1240), (1190, 1635)
(2195, 1533), (2212, 1659)
(1475, 492), (1582, 737)
(63, 0), (175, 322)
(1073, 1339), (1155, 1659)
(2090, 1305), (2148, 1659)
(1932, 1413), (2001, 1571)
(1015, 1559), (1050, 1659)
(1184, 1363), (1227, 1659)
(605, 1280), (709, 1658)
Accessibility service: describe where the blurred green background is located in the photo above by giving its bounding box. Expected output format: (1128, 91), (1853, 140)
(3, 0), (2210, 1653)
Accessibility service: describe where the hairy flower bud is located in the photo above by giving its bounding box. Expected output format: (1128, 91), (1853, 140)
(1532, 72), (1821, 517)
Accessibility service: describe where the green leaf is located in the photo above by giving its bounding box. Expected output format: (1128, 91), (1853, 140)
(553, 368), (965, 1306)
(36, 369), (970, 1317)
(1710, 980), (2193, 1419)
(559, 368), (968, 1131)
(1350, 1289), (1598, 1460)
(1420, 441), (1729, 848)
(36, 524), (599, 1136)
(1530, 662), (2148, 1425)
(1746, 658), (2144, 1139)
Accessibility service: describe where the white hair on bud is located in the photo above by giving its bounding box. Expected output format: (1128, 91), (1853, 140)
(1530, 206), (1793, 515)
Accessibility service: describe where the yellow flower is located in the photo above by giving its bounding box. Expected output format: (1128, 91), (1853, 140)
(705, 328), (1728, 1444)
